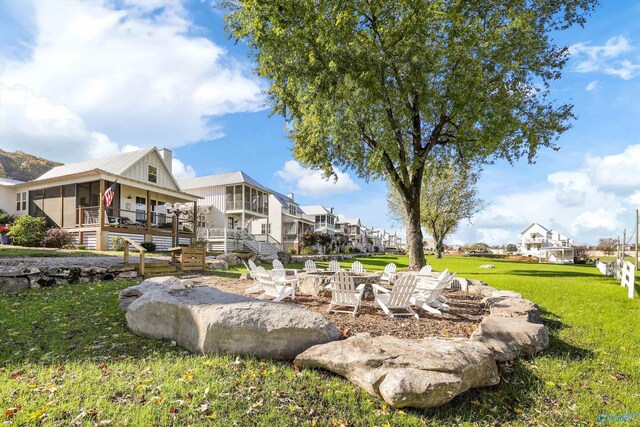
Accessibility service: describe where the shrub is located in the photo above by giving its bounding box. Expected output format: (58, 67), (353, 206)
(111, 236), (125, 251)
(300, 247), (317, 255)
(140, 242), (157, 252)
(0, 208), (15, 225)
(299, 231), (318, 248)
(43, 228), (73, 248)
(6, 215), (47, 247)
(287, 247), (296, 254)
(77, 245), (86, 250)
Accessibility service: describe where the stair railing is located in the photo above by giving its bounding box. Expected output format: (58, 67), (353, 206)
(122, 238), (147, 276)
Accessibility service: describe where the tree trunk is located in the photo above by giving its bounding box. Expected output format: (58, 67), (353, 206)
(436, 239), (444, 259)
(404, 198), (426, 270)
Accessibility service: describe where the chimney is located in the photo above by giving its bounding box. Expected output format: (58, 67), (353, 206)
(158, 148), (173, 173)
(287, 192), (294, 201)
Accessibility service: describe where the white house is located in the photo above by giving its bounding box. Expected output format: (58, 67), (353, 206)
(337, 216), (367, 251)
(2, 148), (199, 250)
(300, 205), (348, 250)
(179, 171), (278, 256)
(520, 223), (574, 263)
(252, 191), (316, 253)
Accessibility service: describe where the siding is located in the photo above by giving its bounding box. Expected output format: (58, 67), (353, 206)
(108, 232), (144, 250)
(121, 151), (179, 191)
(70, 231), (98, 250)
(152, 235), (173, 251)
(0, 186), (16, 215)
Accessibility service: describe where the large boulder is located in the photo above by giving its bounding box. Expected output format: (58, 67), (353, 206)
(118, 276), (186, 311)
(470, 317), (549, 362)
(466, 284), (498, 297)
(295, 334), (499, 408)
(206, 258), (228, 271)
(215, 253), (242, 266)
(277, 251), (292, 264)
(122, 279), (338, 360)
(485, 297), (543, 324)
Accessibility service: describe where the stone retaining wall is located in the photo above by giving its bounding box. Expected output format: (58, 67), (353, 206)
(0, 265), (139, 293)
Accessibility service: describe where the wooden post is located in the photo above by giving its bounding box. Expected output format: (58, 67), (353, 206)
(146, 190), (151, 231)
(193, 200), (198, 246)
(623, 229), (627, 260)
(139, 248), (145, 277)
(97, 179), (106, 250)
(124, 241), (129, 264)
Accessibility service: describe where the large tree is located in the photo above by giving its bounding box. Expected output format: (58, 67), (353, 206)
(388, 160), (485, 258)
(223, 0), (596, 268)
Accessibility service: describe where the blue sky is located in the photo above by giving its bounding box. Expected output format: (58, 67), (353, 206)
(1, 1), (639, 245)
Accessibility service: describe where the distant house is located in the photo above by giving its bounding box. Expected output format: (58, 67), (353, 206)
(520, 223), (574, 264)
(337, 216), (366, 251)
(253, 191), (316, 253)
(8, 148), (199, 250)
(179, 171), (278, 256)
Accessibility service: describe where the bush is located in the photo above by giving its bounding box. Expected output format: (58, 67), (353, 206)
(140, 242), (157, 252)
(111, 236), (125, 251)
(77, 245), (86, 250)
(287, 247), (296, 254)
(43, 228), (73, 248)
(300, 247), (317, 255)
(0, 208), (15, 225)
(299, 231), (318, 248)
(6, 215), (47, 247)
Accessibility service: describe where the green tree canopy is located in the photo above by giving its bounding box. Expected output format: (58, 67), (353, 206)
(223, 0), (597, 268)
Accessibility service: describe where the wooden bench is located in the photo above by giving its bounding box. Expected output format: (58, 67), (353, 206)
(169, 246), (206, 272)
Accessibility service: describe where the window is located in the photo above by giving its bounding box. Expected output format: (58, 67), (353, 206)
(16, 192), (27, 211)
(148, 165), (157, 183)
(261, 223), (271, 234)
(289, 204), (297, 215)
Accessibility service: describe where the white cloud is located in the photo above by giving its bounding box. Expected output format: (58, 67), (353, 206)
(569, 36), (640, 79)
(585, 80), (599, 91)
(275, 160), (360, 196)
(0, 84), (119, 162)
(172, 158), (196, 180)
(452, 145), (640, 245)
(0, 0), (264, 159)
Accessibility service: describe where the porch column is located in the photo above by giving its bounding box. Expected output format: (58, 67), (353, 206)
(145, 190), (151, 243)
(192, 200), (198, 246)
(96, 179), (108, 251)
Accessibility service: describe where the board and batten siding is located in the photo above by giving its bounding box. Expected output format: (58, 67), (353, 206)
(0, 185), (17, 215)
(187, 186), (226, 229)
(121, 151), (178, 191)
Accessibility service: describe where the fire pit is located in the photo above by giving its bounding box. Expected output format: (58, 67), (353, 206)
(297, 271), (381, 299)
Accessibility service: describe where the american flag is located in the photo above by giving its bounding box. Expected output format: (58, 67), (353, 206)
(104, 181), (117, 207)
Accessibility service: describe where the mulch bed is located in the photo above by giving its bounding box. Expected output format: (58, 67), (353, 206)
(192, 275), (487, 340)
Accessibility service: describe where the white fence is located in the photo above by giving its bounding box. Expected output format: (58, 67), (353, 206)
(595, 259), (635, 299)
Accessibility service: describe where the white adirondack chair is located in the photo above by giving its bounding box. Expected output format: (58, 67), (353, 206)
(417, 265), (433, 276)
(412, 271), (456, 314)
(327, 271), (366, 317)
(243, 260), (263, 294)
(304, 259), (322, 272)
(254, 266), (296, 302)
(379, 263), (397, 285)
(273, 259), (284, 270)
(350, 260), (366, 273)
(372, 274), (419, 318)
(328, 259), (341, 272)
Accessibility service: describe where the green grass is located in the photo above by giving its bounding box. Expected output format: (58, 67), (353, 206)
(0, 247), (103, 258)
(1, 255), (639, 425)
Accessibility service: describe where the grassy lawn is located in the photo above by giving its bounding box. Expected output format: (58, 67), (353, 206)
(0, 247), (104, 258)
(1, 255), (639, 425)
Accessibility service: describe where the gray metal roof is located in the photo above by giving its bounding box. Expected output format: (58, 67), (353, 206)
(0, 177), (24, 185)
(337, 215), (360, 225)
(300, 205), (334, 216)
(35, 147), (154, 181)
(179, 171), (271, 193)
(268, 190), (307, 215)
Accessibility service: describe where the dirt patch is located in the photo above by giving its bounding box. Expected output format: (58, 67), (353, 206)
(193, 275), (487, 340)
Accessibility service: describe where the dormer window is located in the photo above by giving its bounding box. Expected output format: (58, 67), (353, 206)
(289, 204), (297, 215)
(148, 165), (157, 183)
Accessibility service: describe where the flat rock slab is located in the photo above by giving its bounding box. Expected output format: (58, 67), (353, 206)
(122, 278), (338, 360)
(471, 317), (549, 362)
(294, 334), (499, 408)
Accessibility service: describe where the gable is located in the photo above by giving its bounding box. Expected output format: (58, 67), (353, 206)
(521, 223), (548, 235)
(120, 149), (179, 191)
